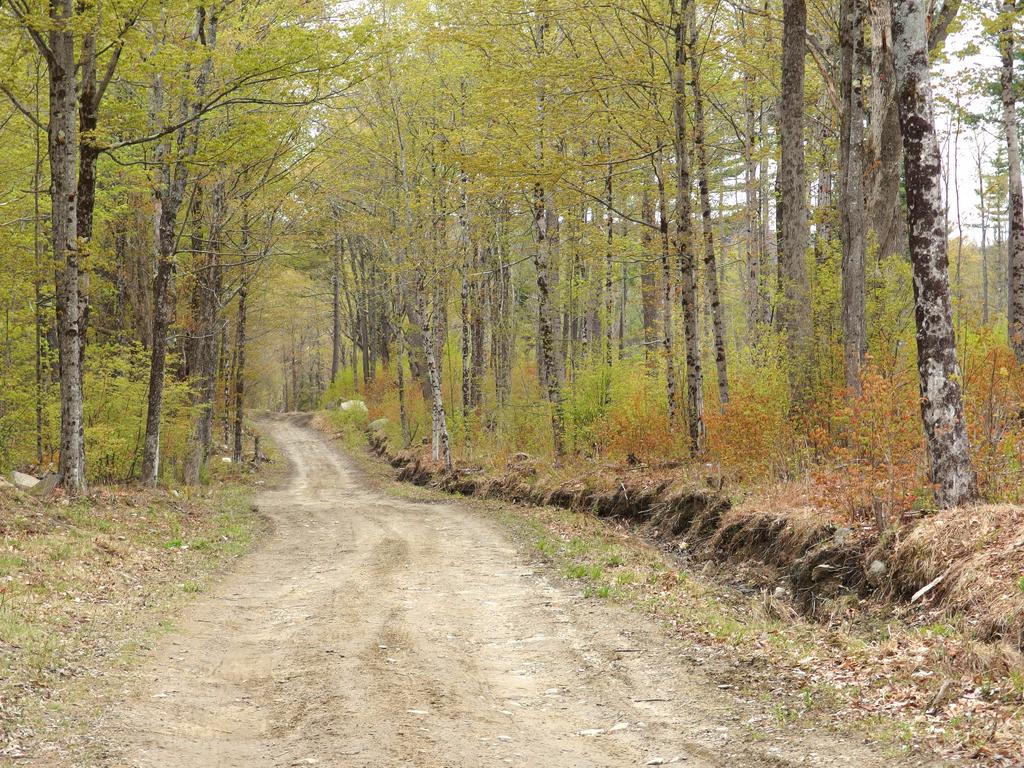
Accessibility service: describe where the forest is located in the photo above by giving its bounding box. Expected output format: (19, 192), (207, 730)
(2, 0), (1024, 764)
(0, 0), (1018, 509)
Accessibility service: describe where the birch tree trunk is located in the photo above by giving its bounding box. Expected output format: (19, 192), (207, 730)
(891, 0), (977, 508)
(1000, 0), (1024, 359)
(840, 0), (867, 393)
(534, 182), (566, 456)
(532, 7), (565, 438)
(655, 152), (679, 423)
(688, 7), (728, 405)
(418, 277), (452, 470)
(779, 0), (813, 398)
(673, 0), (704, 454)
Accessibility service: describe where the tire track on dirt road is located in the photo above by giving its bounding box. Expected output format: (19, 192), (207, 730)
(102, 414), (927, 767)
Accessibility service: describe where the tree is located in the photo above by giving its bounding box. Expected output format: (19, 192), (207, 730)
(839, 0), (867, 393)
(891, 0), (977, 507)
(999, 0), (1024, 359)
(673, 0), (704, 453)
(779, 0), (813, 398)
(3, 0), (87, 493)
(688, 0), (728, 405)
(141, 5), (217, 486)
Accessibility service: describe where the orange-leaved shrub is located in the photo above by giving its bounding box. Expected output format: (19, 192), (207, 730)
(961, 332), (1024, 502)
(807, 366), (926, 524)
(704, 349), (798, 481)
(591, 364), (677, 461)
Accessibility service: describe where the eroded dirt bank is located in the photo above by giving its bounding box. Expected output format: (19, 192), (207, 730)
(97, 416), (929, 767)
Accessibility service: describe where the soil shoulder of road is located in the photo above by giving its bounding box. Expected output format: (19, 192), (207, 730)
(0, 463), (278, 767)
(8, 415), (986, 767)
(314, 417), (974, 767)
(332, 427), (1015, 767)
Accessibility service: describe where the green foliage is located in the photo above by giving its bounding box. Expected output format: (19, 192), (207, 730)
(85, 343), (193, 484)
(564, 358), (675, 460)
(322, 369), (360, 408)
(866, 255), (917, 377)
(564, 363), (615, 453)
(564, 563), (603, 581)
(321, 403), (371, 448)
(706, 329), (798, 479)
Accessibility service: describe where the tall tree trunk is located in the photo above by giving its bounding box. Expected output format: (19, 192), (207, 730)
(75, 28), (97, 485)
(184, 184), (223, 485)
(977, 148), (989, 326)
(604, 135), (615, 369)
(491, 230), (513, 417)
(342, 235), (362, 389)
(759, 105), (774, 324)
(688, 7), (729, 405)
(33, 71), (46, 466)
(232, 281), (247, 464)
(891, 0), (977, 508)
(655, 152), (679, 423)
(220, 324), (230, 447)
(49, 0), (86, 494)
(673, 0), (704, 453)
(460, 262), (472, 420)
(469, 245), (487, 408)
(840, 0), (867, 393)
(418, 276), (452, 469)
(640, 188), (659, 366)
(618, 247), (627, 358)
(532, 8), (564, 427)
(534, 182), (566, 456)
(779, 0), (813, 398)
(395, 317), (411, 447)
(141, 225), (177, 484)
(357, 248), (372, 387)
(73, 14), (127, 485)
(1001, 0), (1024, 359)
(141, 5), (216, 485)
(866, 0), (907, 261)
(331, 232), (343, 383)
(742, 70), (763, 340)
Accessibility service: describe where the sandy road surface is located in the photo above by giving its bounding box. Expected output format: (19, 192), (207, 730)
(105, 415), (900, 768)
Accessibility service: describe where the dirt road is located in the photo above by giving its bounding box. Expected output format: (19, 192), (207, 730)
(106, 416), (899, 767)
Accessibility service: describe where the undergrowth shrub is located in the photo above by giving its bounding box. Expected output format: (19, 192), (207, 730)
(564, 363), (614, 455)
(593, 361), (675, 460)
(961, 329), (1024, 502)
(808, 366), (926, 523)
(705, 337), (797, 480)
(86, 343), (192, 483)
(320, 403), (370, 447)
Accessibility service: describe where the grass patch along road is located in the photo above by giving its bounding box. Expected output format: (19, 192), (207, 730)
(0, 477), (267, 764)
